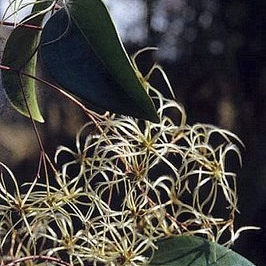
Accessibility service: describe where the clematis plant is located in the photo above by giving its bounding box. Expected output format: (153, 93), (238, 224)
(0, 0), (258, 265)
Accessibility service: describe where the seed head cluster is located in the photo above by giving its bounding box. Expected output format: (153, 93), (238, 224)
(0, 84), (247, 265)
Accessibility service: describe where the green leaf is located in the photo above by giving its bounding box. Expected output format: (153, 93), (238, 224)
(0, 2), (51, 122)
(149, 236), (255, 266)
(40, 0), (159, 122)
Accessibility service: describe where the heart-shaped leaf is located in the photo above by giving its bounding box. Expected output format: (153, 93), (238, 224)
(40, 0), (159, 122)
(0, 2), (51, 122)
(149, 236), (255, 266)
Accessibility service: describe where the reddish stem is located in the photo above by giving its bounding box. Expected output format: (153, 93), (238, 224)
(0, 64), (85, 110)
(1, 21), (42, 31)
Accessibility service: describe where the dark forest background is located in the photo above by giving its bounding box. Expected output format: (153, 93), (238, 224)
(0, 0), (265, 264)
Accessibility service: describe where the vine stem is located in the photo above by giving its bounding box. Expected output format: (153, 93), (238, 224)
(0, 63), (109, 145)
(1, 21), (42, 30)
(0, 64), (92, 115)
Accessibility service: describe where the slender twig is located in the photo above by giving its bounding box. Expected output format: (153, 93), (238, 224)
(0, 21), (42, 30)
(0, 64), (109, 143)
(0, 64), (90, 114)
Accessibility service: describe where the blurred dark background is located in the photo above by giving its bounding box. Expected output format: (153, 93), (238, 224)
(0, 0), (265, 264)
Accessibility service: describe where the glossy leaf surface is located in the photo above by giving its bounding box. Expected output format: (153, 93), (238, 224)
(0, 3), (50, 122)
(40, 0), (159, 122)
(149, 236), (255, 266)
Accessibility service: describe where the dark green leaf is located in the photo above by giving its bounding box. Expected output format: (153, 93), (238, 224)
(149, 236), (255, 266)
(40, 0), (159, 122)
(1, 2), (51, 122)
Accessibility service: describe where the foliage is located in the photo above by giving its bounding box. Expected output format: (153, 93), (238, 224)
(1, 0), (158, 123)
(0, 0), (257, 265)
(149, 236), (255, 266)
(0, 1), (50, 122)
